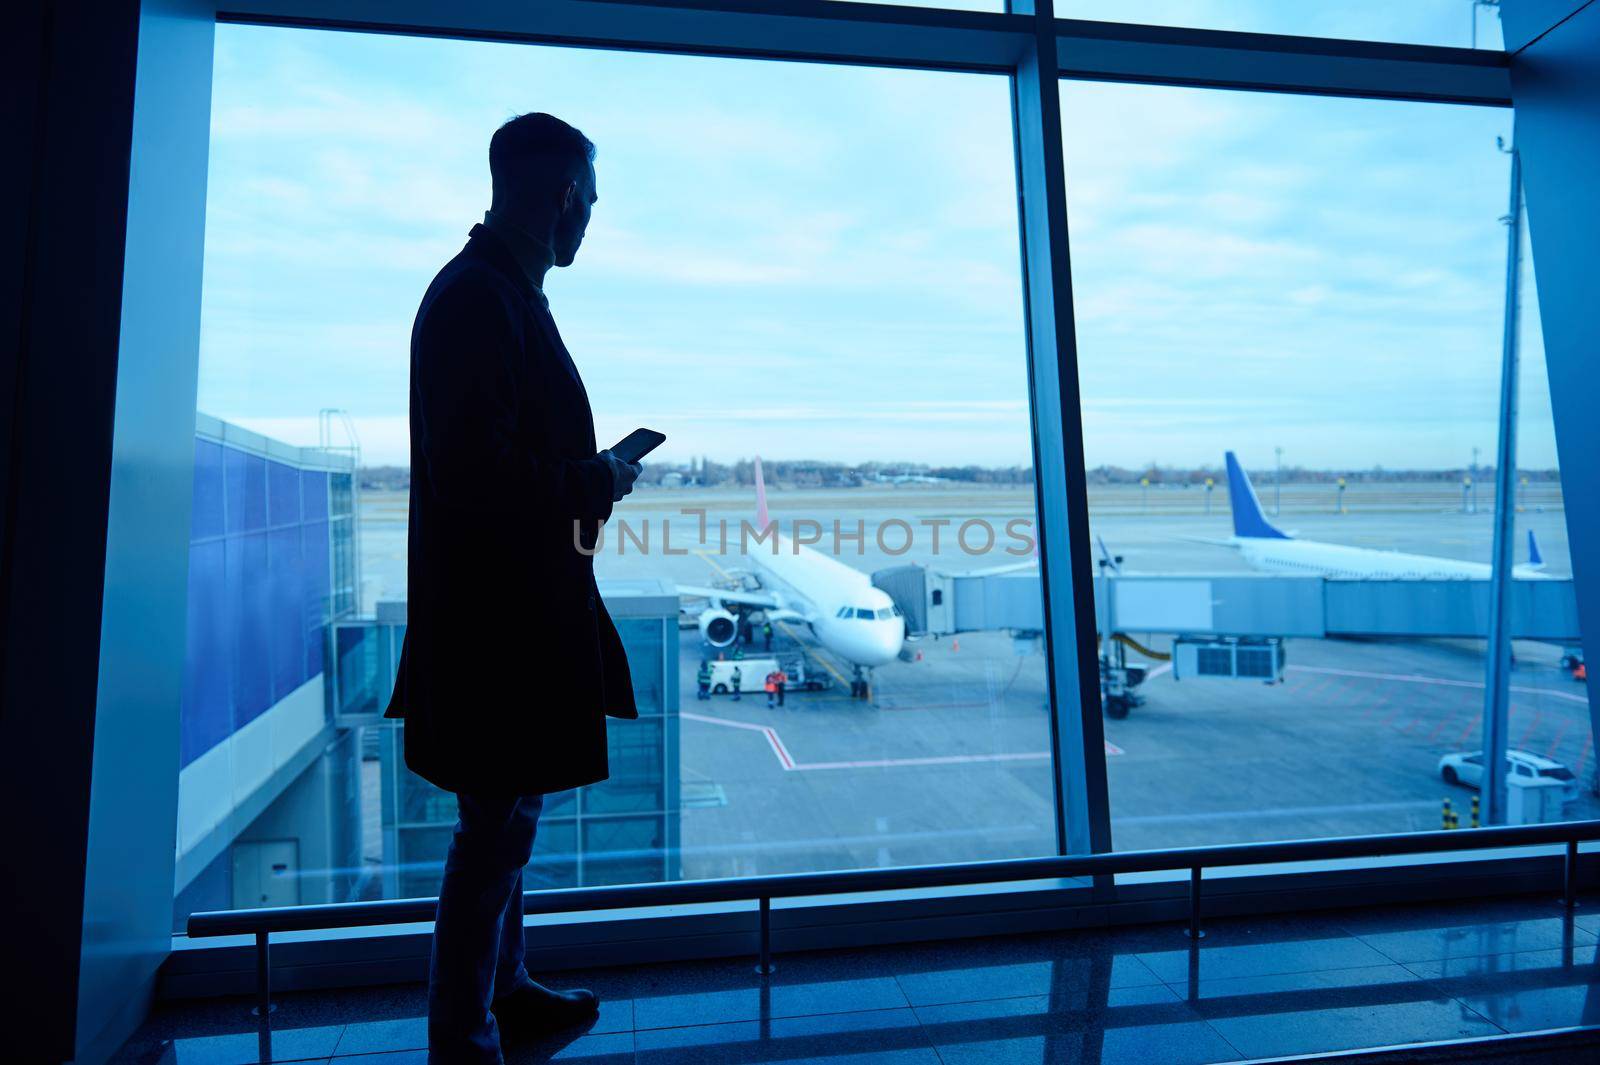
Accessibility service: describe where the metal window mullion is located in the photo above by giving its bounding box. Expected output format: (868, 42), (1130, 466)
(1009, 0), (1111, 857)
(218, 0), (1511, 104)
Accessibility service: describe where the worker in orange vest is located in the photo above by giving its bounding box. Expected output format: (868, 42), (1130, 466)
(774, 667), (788, 707)
(764, 668), (780, 708)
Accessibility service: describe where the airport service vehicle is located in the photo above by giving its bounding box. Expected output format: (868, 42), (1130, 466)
(679, 457), (906, 698)
(706, 654), (829, 695)
(1215, 451), (1553, 580)
(707, 657), (776, 695)
(1438, 749), (1579, 803)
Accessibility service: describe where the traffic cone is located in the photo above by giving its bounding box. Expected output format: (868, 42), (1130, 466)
(951, 639), (959, 653)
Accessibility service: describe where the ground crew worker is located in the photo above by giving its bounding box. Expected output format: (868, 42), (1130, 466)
(696, 660), (712, 701)
(732, 643), (744, 661)
(765, 669), (779, 708)
(763, 621), (774, 651)
(730, 665), (742, 701)
(775, 667), (788, 707)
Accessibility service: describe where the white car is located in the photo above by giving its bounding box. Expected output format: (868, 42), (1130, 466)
(1438, 749), (1580, 803)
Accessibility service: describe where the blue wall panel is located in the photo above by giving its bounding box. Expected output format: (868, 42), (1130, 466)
(191, 439), (225, 541)
(227, 530), (273, 728)
(184, 439), (340, 762)
(242, 453), (267, 532)
(268, 459), (301, 528)
(304, 518), (330, 680)
(302, 468), (329, 522)
(180, 539), (229, 768)
(223, 447), (248, 535)
(268, 525), (305, 701)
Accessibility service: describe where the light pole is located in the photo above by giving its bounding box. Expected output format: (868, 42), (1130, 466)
(1471, 446), (1480, 514)
(1470, 0), (1501, 50)
(1274, 447), (1283, 517)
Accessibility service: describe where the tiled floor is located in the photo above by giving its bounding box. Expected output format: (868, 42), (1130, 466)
(115, 895), (1600, 1064)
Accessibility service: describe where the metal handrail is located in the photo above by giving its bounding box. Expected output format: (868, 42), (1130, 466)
(189, 820), (1598, 1017)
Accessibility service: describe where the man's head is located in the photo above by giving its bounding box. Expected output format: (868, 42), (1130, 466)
(489, 112), (597, 268)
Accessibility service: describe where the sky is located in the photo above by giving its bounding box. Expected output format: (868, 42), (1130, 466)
(196, 4), (1561, 471)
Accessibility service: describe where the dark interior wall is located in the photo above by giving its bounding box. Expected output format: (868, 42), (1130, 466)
(2, 2), (215, 1061)
(0, 3), (144, 1059)
(1503, 0), (1596, 50)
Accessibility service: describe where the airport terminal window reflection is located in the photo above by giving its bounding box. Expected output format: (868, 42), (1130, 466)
(174, 23), (1045, 926)
(1057, 81), (1591, 850)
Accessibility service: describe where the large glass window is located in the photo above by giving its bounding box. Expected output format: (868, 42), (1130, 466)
(1059, 79), (1593, 850)
(175, 23), (1049, 925)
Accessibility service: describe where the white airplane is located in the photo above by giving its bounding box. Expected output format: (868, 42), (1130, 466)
(677, 457), (907, 687)
(1218, 451), (1553, 580)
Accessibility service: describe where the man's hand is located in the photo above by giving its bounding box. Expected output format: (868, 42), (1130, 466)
(598, 449), (643, 502)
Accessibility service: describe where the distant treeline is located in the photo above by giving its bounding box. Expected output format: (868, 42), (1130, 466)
(1088, 464), (1562, 486)
(359, 460), (1561, 491)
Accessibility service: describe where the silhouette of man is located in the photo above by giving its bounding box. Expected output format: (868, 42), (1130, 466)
(384, 112), (642, 1065)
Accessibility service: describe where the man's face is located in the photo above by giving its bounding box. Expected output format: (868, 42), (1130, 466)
(553, 160), (597, 268)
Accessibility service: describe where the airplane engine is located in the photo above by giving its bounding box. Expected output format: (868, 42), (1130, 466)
(699, 608), (739, 648)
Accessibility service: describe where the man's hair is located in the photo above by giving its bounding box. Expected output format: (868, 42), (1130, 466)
(489, 112), (595, 204)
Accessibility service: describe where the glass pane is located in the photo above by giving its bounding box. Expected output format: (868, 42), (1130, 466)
(1058, 1), (1506, 50)
(174, 22), (1046, 928)
(1058, 80), (1593, 851)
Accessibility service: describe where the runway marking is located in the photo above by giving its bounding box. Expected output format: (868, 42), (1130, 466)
(680, 709), (1117, 770)
(681, 710), (795, 769)
(1287, 665), (1590, 705)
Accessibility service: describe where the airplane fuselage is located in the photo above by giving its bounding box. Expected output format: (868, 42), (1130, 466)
(749, 525), (906, 667)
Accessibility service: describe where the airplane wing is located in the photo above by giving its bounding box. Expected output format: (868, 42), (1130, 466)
(676, 583), (784, 610)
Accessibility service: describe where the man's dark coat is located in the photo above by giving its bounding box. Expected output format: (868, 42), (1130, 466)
(385, 225), (637, 795)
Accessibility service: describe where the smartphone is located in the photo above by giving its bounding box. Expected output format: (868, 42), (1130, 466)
(610, 427), (666, 464)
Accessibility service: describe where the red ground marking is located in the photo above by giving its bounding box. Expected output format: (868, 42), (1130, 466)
(1455, 716), (1480, 746)
(1424, 716), (1453, 744)
(1514, 707), (1543, 749)
(1543, 719), (1572, 762)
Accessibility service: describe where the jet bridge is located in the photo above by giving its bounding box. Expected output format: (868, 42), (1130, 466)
(870, 566), (1582, 643)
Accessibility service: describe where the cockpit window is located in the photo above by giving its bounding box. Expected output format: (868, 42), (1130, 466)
(856, 608), (875, 619)
(876, 607), (894, 619)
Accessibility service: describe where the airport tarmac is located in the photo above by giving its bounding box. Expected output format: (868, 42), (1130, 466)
(357, 481), (1590, 880)
(674, 624), (1596, 878)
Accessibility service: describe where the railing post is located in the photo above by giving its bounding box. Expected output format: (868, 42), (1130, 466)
(1564, 839), (1579, 908)
(1185, 866), (1205, 939)
(756, 897), (774, 976)
(252, 930), (275, 1016)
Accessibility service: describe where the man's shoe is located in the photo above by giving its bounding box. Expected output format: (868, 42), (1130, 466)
(491, 980), (599, 1040)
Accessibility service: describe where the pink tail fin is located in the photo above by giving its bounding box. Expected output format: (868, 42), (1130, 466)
(754, 456), (770, 532)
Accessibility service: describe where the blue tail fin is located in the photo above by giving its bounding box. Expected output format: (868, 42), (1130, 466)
(1224, 451), (1290, 540)
(1528, 529), (1544, 568)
